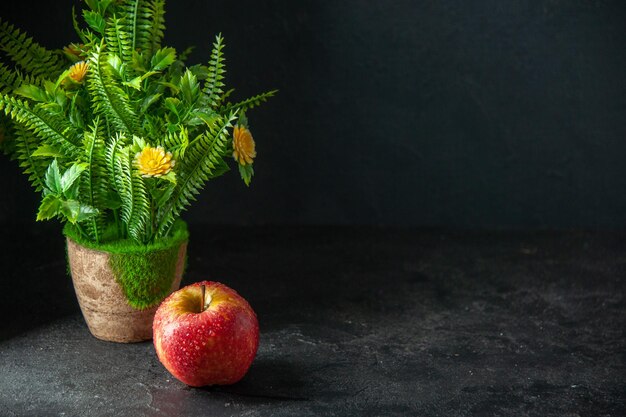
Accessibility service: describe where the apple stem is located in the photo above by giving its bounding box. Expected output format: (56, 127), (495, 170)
(201, 285), (206, 313)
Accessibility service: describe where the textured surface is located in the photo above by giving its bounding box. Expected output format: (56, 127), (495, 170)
(67, 238), (187, 343)
(0, 223), (625, 416)
(1, 1), (626, 228)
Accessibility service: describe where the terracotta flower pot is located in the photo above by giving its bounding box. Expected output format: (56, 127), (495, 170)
(66, 238), (187, 343)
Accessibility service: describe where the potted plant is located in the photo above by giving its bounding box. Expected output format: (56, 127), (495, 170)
(0, 0), (275, 342)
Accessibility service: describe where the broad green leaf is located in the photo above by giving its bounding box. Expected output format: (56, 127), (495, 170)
(158, 81), (181, 94)
(41, 89), (67, 112)
(98, 0), (114, 13)
(140, 93), (162, 114)
(84, 0), (99, 11)
(131, 50), (148, 73)
(43, 80), (57, 96)
(190, 110), (219, 127)
(37, 194), (62, 221)
(103, 192), (122, 210)
(69, 94), (85, 128)
(151, 47), (177, 71)
(188, 64), (209, 80)
(15, 85), (48, 103)
(60, 163), (87, 195)
(159, 171), (176, 184)
(164, 97), (181, 117)
(65, 181), (81, 201)
(140, 71), (159, 80)
(45, 160), (62, 194)
(76, 205), (99, 222)
(83, 10), (106, 35)
(55, 69), (71, 89)
(61, 200), (81, 223)
(132, 135), (147, 152)
(154, 183), (176, 208)
(108, 55), (125, 78)
(122, 71), (159, 91)
(123, 76), (143, 90)
(238, 163), (253, 186)
(32, 145), (63, 158)
(238, 112), (249, 128)
(180, 69), (199, 104)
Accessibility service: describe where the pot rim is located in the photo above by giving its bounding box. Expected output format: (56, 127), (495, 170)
(63, 220), (189, 256)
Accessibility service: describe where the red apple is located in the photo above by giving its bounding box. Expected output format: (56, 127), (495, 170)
(153, 281), (259, 387)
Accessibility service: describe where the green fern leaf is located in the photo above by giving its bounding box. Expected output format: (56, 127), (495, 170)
(202, 34), (226, 108)
(114, 146), (150, 242)
(0, 93), (81, 158)
(157, 111), (236, 236)
(104, 16), (134, 66)
(117, 0), (153, 54)
(162, 127), (189, 161)
(150, 47), (176, 71)
(0, 19), (66, 79)
(0, 63), (24, 94)
(146, 0), (166, 56)
(12, 124), (48, 191)
(81, 118), (108, 242)
(105, 132), (128, 195)
(129, 169), (151, 242)
(87, 44), (140, 134)
(0, 63), (44, 98)
(221, 90), (278, 113)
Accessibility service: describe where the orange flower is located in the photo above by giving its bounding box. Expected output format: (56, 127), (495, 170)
(134, 146), (176, 177)
(68, 61), (89, 83)
(232, 125), (256, 165)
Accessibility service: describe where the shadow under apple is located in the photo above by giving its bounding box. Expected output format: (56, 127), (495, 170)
(195, 357), (310, 403)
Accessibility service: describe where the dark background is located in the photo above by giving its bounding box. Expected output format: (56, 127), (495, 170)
(1, 0), (625, 229)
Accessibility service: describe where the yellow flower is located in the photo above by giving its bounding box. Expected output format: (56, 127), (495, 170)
(134, 146), (176, 178)
(232, 125), (256, 165)
(68, 61), (89, 83)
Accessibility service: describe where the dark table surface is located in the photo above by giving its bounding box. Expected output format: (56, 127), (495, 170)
(0, 224), (624, 416)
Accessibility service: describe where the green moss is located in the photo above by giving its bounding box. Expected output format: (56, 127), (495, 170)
(64, 220), (189, 309)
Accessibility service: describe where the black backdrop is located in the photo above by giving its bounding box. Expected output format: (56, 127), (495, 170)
(1, 0), (625, 228)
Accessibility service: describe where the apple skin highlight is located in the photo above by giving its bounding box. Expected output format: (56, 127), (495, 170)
(153, 281), (259, 387)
